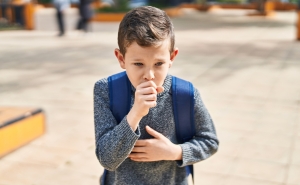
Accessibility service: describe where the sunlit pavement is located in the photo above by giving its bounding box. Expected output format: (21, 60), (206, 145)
(0, 8), (300, 185)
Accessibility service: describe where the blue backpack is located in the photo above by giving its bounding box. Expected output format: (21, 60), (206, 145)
(101, 71), (195, 184)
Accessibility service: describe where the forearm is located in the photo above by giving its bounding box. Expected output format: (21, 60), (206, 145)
(95, 118), (140, 171)
(94, 79), (142, 170)
(126, 107), (142, 131)
(176, 88), (219, 167)
(178, 136), (218, 167)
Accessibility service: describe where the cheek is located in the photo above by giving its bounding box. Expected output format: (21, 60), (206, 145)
(127, 70), (141, 87)
(159, 65), (170, 75)
(155, 68), (169, 86)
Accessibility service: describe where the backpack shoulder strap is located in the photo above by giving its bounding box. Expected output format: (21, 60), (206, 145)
(101, 71), (131, 185)
(171, 76), (195, 181)
(107, 71), (132, 123)
(172, 76), (195, 143)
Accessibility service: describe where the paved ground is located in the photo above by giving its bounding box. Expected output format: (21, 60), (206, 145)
(0, 7), (300, 185)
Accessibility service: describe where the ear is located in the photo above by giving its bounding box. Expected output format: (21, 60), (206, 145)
(169, 48), (179, 68)
(115, 49), (126, 69)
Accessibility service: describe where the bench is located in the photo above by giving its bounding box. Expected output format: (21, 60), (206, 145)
(0, 107), (46, 158)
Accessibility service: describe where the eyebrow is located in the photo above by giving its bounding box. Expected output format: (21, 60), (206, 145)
(132, 58), (144, 61)
(155, 58), (167, 62)
(131, 58), (166, 62)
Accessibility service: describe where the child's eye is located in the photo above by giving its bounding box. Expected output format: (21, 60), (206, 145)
(134, 63), (143, 66)
(155, 62), (164, 66)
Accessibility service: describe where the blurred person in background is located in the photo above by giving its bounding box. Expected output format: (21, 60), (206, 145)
(12, 0), (31, 27)
(0, 0), (12, 25)
(76, 0), (93, 34)
(53, 0), (70, 36)
(128, 0), (148, 8)
(1, 0), (30, 27)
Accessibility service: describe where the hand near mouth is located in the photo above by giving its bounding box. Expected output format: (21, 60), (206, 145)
(126, 81), (164, 131)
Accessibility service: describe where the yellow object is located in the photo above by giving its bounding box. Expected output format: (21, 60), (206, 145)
(0, 107), (46, 158)
(24, 3), (35, 30)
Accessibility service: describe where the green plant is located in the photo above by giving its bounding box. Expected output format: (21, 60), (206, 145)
(217, 0), (246, 4)
(148, 2), (170, 9)
(97, 0), (131, 13)
(38, 0), (52, 4)
(290, 0), (298, 4)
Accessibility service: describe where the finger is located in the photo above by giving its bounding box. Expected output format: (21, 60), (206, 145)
(131, 146), (145, 153)
(138, 81), (157, 89)
(145, 125), (162, 139)
(146, 101), (157, 108)
(143, 94), (157, 101)
(134, 140), (148, 146)
(137, 86), (157, 95)
(130, 157), (149, 162)
(129, 152), (146, 158)
(156, 86), (164, 93)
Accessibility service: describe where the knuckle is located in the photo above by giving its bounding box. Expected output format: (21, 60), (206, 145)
(151, 87), (156, 93)
(149, 81), (154, 85)
(136, 89), (141, 95)
(153, 102), (157, 107)
(145, 87), (152, 93)
(148, 103), (154, 108)
(145, 140), (150, 145)
(145, 148), (150, 153)
(150, 81), (156, 87)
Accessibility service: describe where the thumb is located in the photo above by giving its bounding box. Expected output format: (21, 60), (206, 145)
(156, 86), (164, 94)
(146, 125), (162, 139)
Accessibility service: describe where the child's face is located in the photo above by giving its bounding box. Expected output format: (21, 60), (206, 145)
(115, 39), (178, 88)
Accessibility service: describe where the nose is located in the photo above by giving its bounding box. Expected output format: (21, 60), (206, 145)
(144, 69), (155, 81)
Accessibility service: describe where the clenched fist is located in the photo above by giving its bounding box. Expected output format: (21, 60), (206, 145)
(126, 81), (164, 131)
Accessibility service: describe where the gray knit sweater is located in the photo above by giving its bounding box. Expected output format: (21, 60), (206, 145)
(94, 74), (219, 185)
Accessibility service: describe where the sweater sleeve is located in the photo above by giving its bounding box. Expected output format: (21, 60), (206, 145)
(177, 88), (219, 167)
(94, 79), (140, 171)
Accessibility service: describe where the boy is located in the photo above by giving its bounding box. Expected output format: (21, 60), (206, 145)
(94, 6), (219, 185)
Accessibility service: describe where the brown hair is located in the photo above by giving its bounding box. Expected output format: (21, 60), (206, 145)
(117, 6), (175, 56)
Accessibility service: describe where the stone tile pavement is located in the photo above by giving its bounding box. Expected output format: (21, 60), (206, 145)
(0, 8), (300, 185)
